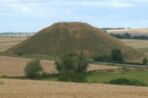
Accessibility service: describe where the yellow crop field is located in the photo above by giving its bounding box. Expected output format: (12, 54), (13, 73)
(0, 56), (121, 77)
(0, 79), (148, 98)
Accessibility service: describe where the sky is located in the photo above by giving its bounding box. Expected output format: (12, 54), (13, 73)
(0, 0), (148, 32)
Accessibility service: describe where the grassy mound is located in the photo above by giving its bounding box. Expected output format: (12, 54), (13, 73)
(6, 22), (142, 60)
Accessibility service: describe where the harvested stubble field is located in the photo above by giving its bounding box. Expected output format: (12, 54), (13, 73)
(122, 39), (148, 49)
(0, 55), (121, 77)
(0, 79), (148, 98)
(122, 39), (148, 56)
(0, 36), (28, 51)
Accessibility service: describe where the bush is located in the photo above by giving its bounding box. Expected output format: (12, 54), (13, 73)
(24, 60), (43, 79)
(55, 53), (89, 82)
(107, 78), (146, 86)
(15, 51), (23, 56)
(93, 55), (111, 62)
(111, 49), (124, 63)
(143, 57), (147, 65)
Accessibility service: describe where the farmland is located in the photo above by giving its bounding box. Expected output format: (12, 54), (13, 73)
(0, 36), (148, 98)
(0, 35), (127, 79)
(0, 0), (148, 97)
(0, 36), (28, 52)
(122, 39), (148, 56)
(87, 71), (148, 85)
(0, 36), (148, 77)
(0, 79), (148, 98)
(0, 55), (122, 77)
(0, 36), (147, 73)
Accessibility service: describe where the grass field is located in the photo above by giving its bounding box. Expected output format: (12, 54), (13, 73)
(0, 79), (148, 98)
(87, 71), (148, 85)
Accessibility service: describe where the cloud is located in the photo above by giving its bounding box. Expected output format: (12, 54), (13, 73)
(0, 0), (148, 32)
(79, 0), (133, 8)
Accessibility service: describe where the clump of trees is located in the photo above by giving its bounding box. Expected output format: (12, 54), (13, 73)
(93, 49), (124, 63)
(111, 49), (124, 63)
(93, 54), (111, 62)
(55, 53), (89, 82)
(24, 60), (43, 79)
(15, 51), (23, 56)
(143, 57), (148, 65)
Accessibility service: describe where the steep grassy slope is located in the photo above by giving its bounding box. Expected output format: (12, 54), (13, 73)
(6, 22), (142, 59)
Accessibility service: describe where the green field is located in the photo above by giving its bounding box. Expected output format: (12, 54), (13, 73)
(87, 70), (148, 86)
(41, 70), (148, 86)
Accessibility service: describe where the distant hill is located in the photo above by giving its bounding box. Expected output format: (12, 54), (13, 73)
(6, 22), (143, 60)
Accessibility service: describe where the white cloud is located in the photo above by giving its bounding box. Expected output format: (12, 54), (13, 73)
(80, 0), (133, 8)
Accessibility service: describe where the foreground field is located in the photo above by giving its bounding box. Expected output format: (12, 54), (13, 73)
(0, 56), (121, 77)
(0, 79), (148, 98)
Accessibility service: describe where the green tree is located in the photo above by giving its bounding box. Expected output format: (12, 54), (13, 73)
(24, 60), (43, 79)
(55, 53), (89, 82)
(111, 49), (124, 63)
(143, 57), (147, 65)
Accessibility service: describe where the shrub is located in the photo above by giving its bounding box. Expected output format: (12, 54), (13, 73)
(107, 78), (146, 86)
(24, 60), (43, 79)
(18, 52), (23, 56)
(111, 49), (124, 63)
(15, 51), (23, 56)
(55, 53), (89, 82)
(143, 57), (147, 65)
(93, 55), (111, 62)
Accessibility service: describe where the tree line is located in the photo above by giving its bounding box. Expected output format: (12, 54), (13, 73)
(110, 33), (148, 40)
